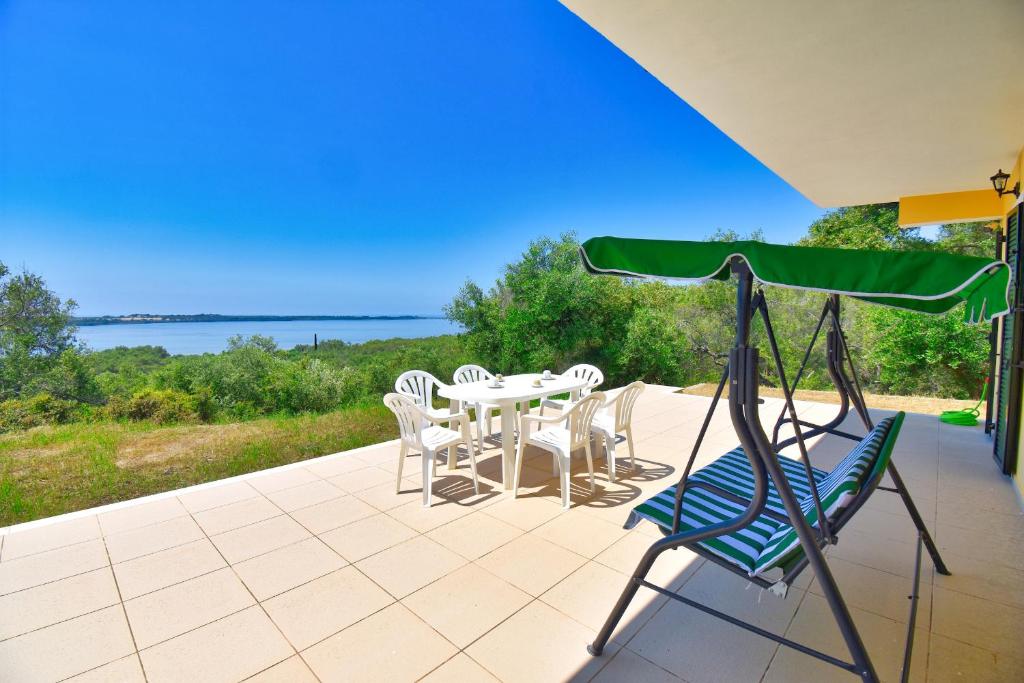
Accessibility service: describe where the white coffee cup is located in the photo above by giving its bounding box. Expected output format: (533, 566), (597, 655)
(542, 369), (552, 379)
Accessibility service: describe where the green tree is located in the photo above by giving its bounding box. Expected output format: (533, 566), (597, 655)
(934, 221), (997, 257)
(799, 203), (928, 251)
(446, 234), (691, 386)
(859, 306), (989, 398)
(800, 209), (995, 397)
(0, 262), (83, 401)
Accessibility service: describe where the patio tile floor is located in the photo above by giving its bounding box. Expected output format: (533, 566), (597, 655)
(1, 386), (1022, 682)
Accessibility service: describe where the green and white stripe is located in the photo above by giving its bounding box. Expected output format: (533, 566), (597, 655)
(626, 413), (904, 577)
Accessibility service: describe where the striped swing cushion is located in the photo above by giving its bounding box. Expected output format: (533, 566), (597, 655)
(625, 413), (903, 577)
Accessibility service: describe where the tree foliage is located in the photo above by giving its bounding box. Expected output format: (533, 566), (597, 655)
(799, 209), (994, 398)
(0, 207), (1002, 433)
(445, 234), (691, 387)
(0, 262), (95, 403)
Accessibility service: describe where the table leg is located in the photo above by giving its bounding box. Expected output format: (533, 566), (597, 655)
(500, 405), (517, 490)
(448, 399), (460, 470)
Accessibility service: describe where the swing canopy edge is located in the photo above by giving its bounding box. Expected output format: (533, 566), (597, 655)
(580, 236), (1011, 323)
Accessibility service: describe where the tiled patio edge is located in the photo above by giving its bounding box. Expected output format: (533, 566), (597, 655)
(4, 385), (687, 538)
(1, 437), (404, 537)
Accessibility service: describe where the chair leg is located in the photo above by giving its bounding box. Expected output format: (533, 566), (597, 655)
(396, 442), (408, 493)
(557, 453), (571, 509)
(583, 443), (596, 494)
(605, 432), (617, 483)
(512, 439), (526, 498)
(625, 427), (636, 470)
(422, 448), (434, 507)
(466, 439), (480, 495)
(476, 408), (487, 454)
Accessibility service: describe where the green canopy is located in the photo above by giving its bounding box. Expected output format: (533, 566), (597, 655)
(580, 237), (1011, 322)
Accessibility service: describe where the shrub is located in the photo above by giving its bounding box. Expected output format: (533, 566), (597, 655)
(109, 388), (201, 425)
(0, 393), (84, 432)
(269, 359), (357, 413)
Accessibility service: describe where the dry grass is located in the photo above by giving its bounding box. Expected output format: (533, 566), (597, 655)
(113, 422), (263, 468)
(0, 403), (397, 526)
(679, 383), (974, 415)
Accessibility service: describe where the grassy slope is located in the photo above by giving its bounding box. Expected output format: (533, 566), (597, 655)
(0, 403), (396, 526)
(2, 385), (972, 527)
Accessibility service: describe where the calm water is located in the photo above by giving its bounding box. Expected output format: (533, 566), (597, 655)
(77, 318), (461, 355)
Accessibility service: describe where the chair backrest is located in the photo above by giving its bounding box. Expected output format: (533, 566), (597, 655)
(564, 364), (604, 397)
(395, 370), (443, 408)
(453, 364), (494, 385)
(567, 392), (607, 450)
(611, 381), (645, 430)
(383, 392), (423, 448)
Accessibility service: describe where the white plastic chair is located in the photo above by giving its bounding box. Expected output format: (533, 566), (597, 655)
(539, 364), (604, 416)
(590, 381), (645, 482)
(383, 393), (479, 507)
(395, 370), (457, 422)
(453, 364), (519, 453)
(513, 392), (606, 509)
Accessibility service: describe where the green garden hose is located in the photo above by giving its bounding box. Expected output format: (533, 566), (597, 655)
(939, 380), (987, 426)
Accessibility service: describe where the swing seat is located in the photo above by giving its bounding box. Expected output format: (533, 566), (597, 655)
(625, 413), (904, 578)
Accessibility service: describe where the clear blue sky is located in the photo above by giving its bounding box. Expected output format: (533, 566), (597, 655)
(1, 1), (824, 316)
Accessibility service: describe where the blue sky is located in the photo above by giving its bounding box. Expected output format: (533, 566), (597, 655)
(1, 1), (824, 316)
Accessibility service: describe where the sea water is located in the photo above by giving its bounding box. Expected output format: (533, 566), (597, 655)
(76, 318), (461, 355)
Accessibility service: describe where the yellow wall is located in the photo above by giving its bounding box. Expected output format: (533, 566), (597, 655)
(898, 190), (1003, 227)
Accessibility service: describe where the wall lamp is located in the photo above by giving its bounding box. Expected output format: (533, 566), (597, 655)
(991, 169), (1020, 199)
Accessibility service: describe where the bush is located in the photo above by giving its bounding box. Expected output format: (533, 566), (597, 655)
(269, 359), (358, 413)
(108, 388), (201, 425)
(0, 393), (84, 432)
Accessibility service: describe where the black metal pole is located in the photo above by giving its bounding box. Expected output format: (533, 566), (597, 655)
(774, 319), (853, 451)
(885, 463), (950, 575)
(899, 533), (925, 683)
(672, 290), (764, 533)
(771, 298), (831, 445)
(757, 295), (832, 543)
(672, 363), (729, 534)
(744, 358), (879, 682)
(588, 259), (771, 657)
(828, 299), (872, 429)
(826, 301), (949, 575)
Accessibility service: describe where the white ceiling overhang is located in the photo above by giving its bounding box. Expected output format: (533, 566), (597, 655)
(560, 0), (1024, 207)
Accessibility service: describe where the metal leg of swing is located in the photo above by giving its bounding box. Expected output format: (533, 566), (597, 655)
(826, 305), (949, 576)
(886, 462), (951, 575)
(588, 541), (666, 656)
(758, 447), (879, 682)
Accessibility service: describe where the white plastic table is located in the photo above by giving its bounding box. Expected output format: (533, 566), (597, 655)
(438, 373), (589, 490)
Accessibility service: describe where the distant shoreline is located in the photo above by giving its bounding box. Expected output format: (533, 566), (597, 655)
(74, 314), (444, 327)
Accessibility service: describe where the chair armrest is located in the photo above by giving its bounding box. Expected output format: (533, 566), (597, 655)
(522, 413), (567, 426)
(412, 403), (469, 427)
(427, 411), (470, 427)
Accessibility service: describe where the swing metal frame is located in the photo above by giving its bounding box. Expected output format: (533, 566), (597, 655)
(587, 259), (950, 683)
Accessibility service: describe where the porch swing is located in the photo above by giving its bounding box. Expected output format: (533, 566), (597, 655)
(579, 237), (1011, 683)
